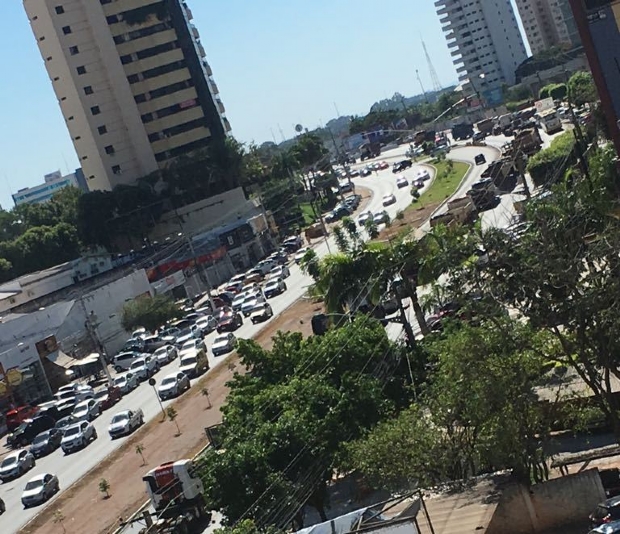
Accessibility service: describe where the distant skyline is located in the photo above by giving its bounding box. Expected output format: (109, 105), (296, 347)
(0, 1), (529, 209)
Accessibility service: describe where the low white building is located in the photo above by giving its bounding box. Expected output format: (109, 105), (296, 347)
(12, 169), (87, 206)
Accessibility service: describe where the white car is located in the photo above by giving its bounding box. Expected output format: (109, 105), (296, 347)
(256, 259), (277, 274)
(0, 450), (35, 481)
(195, 315), (218, 334)
(212, 333), (237, 356)
(232, 293), (247, 311)
(294, 247), (310, 264)
(129, 355), (160, 381)
(268, 265), (290, 280)
(108, 409), (144, 439)
(250, 303), (273, 324)
(21, 473), (59, 508)
(396, 176), (409, 188)
(263, 279), (287, 299)
(72, 398), (101, 422)
(382, 193), (397, 206)
(113, 372), (139, 394)
(179, 339), (206, 358)
(241, 298), (260, 317)
(53, 386), (94, 404)
(357, 211), (374, 227)
(154, 345), (177, 365)
(158, 372), (191, 400)
(61, 421), (97, 454)
(417, 169), (431, 181)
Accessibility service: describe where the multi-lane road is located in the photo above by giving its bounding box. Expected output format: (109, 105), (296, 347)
(2, 140), (509, 533)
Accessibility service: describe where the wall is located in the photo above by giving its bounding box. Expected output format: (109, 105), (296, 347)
(487, 469), (605, 534)
(148, 187), (259, 240)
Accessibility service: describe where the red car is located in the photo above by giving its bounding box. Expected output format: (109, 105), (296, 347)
(6, 406), (39, 432)
(94, 386), (122, 411)
(217, 308), (243, 333)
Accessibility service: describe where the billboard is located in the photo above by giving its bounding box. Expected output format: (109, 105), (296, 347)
(535, 98), (555, 113)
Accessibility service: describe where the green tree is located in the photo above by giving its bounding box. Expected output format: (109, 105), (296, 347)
(568, 71), (597, 106)
(121, 295), (180, 333)
(166, 406), (181, 435)
(98, 478), (111, 499)
(288, 133), (328, 169)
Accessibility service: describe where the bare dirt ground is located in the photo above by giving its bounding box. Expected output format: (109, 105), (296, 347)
(21, 298), (324, 534)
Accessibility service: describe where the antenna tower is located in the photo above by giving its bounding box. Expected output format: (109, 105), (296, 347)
(422, 40), (442, 92)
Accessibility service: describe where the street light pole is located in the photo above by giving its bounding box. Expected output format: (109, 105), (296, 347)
(148, 378), (166, 418)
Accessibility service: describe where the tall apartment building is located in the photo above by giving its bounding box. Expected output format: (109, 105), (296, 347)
(435, 0), (528, 104)
(514, 0), (581, 55)
(12, 168), (88, 206)
(23, 0), (231, 192)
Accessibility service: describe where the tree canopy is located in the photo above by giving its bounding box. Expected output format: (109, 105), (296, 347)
(120, 294), (180, 333)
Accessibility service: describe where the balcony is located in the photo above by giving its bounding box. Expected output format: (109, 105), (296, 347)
(216, 99), (225, 114)
(203, 61), (213, 76)
(191, 25), (200, 40)
(197, 43), (206, 57)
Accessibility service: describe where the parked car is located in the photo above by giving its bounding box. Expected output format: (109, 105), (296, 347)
(179, 339), (207, 358)
(53, 386), (94, 404)
(154, 345), (178, 365)
(142, 335), (165, 353)
(94, 386), (122, 411)
(72, 399), (101, 422)
(256, 259), (277, 275)
(212, 333), (237, 356)
(29, 429), (63, 458)
(264, 278), (287, 299)
(377, 160), (389, 170)
(382, 193), (397, 206)
(217, 310), (243, 333)
(195, 315), (218, 335)
(282, 235), (303, 252)
(54, 415), (77, 435)
(396, 176), (409, 188)
(294, 247), (310, 264)
(61, 421), (97, 454)
(113, 372), (139, 394)
(158, 372), (190, 400)
(6, 406), (39, 432)
(122, 336), (145, 353)
(392, 160), (413, 173)
(113, 351), (141, 373)
(589, 520), (620, 534)
(179, 349), (209, 378)
(591, 497), (620, 528)
(108, 409), (144, 439)
(129, 355), (160, 381)
(0, 450), (35, 481)
(21, 473), (59, 508)
(7, 415), (56, 448)
(241, 298), (261, 317)
(474, 153), (487, 165)
(244, 270), (263, 284)
(250, 303), (274, 324)
(360, 166), (372, 177)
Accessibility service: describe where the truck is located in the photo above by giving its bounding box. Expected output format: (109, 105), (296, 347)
(139, 459), (208, 533)
(430, 197), (476, 228)
(413, 129), (435, 146)
(360, 142), (381, 161)
(538, 108), (563, 134)
(503, 128), (542, 157)
(451, 123), (474, 141)
(481, 158), (518, 193)
(475, 118), (494, 136)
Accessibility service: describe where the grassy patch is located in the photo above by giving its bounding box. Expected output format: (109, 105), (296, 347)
(413, 160), (470, 209)
(300, 202), (317, 225)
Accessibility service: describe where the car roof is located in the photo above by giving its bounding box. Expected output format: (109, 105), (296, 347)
(65, 421), (87, 431)
(113, 410), (131, 417)
(27, 473), (50, 483)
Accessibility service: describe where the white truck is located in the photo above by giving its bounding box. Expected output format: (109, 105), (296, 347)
(137, 459), (207, 533)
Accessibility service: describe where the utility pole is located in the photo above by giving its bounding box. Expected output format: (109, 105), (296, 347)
(185, 235), (216, 311)
(79, 302), (113, 385)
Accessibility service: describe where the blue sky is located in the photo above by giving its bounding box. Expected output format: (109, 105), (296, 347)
(0, 1), (526, 210)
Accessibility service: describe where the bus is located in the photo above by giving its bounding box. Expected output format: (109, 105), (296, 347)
(538, 108), (563, 134)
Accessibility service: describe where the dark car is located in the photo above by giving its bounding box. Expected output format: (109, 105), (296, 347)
(29, 429), (63, 458)
(472, 131), (486, 142)
(7, 415), (56, 448)
(392, 159), (413, 173)
(591, 497), (620, 528)
(94, 386), (122, 411)
(217, 310), (243, 333)
(325, 205), (351, 223)
(474, 153), (486, 165)
(590, 520), (620, 534)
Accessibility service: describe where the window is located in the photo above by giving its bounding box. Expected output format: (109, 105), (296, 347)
(55, 6), (65, 14)
(97, 125), (107, 135)
(113, 35), (125, 45)
(127, 74), (140, 84)
(75, 136), (81, 140)
(120, 54), (133, 65)
(69, 45), (79, 55)
(60, 96), (66, 101)
(88, 175), (95, 180)
(81, 155), (88, 160)
(100, 0), (112, 4)
(90, 105), (101, 116)
(46, 56), (52, 61)
(105, 145), (115, 155)
(62, 26), (71, 35)
(67, 116), (74, 121)
(39, 36), (45, 41)
(142, 60), (186, 80)
(106, 15), (119, 24)
(134, 94), (147, 104)
(77, 65), (86, 75)
(136, 41), (176, 60)
(112, 165), (121, 175)
(84, 85), (93, 95)
(141, 113), (154, 123)
(53, 76), (60, 81)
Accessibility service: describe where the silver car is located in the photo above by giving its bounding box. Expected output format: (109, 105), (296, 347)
(0, 450), (35, 481)
(212, 333), (237, 356)
(157, 372), (190, 400)
(154, 345), (177, 365)
(21, 473), (59, 508)
(61, 421), (97, 454)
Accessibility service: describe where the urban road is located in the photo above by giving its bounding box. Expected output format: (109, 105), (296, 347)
(1, 132), (560, 533)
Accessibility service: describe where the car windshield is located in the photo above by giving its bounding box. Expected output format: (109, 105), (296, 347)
(114, 377), (126, 386)
(32, 433), (49, 444)
(130, 359), (145, 368)
(73, 406), (87, 414)
(154, 347), (167, 355)
(266, 282), (277, 288)
(214, 336), (229, 345)
(161, 377), (176, 386)
(593, 506), (611, 520)
(24, 479), (44, 491)
(1, 456), (17, 467)
(95, 390), (108, 399)
(181, 341), (195, 350)
(57, 417), (73, 428)
(180, 356), (197, 366)
(64, 426), (82, 437)
(111, 413), (128, 424)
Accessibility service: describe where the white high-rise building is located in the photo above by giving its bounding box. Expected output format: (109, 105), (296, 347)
(514, 0), (581, 55)
(23, 0), (231, 192)
(435, 0), (528, 103)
